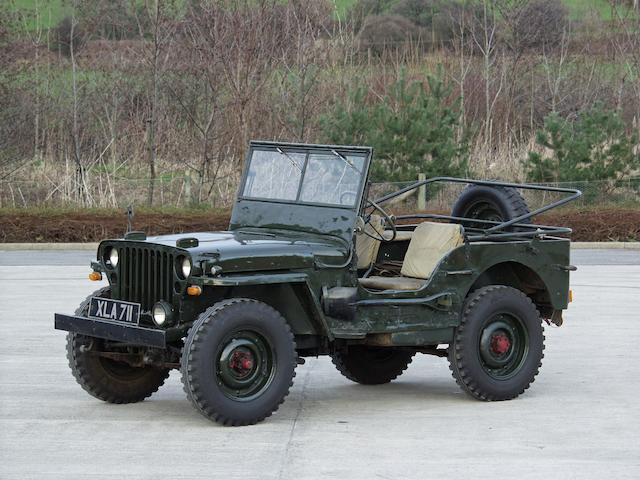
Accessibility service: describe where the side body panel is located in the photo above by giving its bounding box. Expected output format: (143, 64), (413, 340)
(324, 237), (571, 342)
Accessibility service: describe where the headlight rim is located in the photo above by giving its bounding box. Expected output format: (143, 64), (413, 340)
(178, 255), (192, 279)
(152, 301), (172, 327)
(105, 247), (119, 268)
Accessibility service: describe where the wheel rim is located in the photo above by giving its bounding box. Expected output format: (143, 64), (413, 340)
(478, 314), (529, 380)
(464, 201), (504, 223)
(216, 330), (275, 401)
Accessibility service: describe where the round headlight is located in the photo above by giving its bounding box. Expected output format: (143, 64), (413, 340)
(152, 302), (169, 326)
(181, 257), (192, 278)
(108, 247), (119, 267)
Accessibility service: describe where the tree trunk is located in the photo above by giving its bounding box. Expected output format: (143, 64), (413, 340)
(146, 1), (160, 207)
(69, 13), (86, 206)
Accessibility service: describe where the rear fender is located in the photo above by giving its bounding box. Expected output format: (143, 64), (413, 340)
(467, 261), (564, 318)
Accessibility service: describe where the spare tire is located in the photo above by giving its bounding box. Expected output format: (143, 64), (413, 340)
(451, 185), (530, 231)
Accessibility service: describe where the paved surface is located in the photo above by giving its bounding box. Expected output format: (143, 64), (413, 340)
(1, 250), (639, 479)
(1, 248), (638, 266)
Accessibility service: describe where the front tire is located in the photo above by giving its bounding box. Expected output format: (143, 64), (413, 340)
(181, 299), (297, 426)
(331, 346), (415, 385)
(449, 286), (544, 401)
(66, 287), (170, 404)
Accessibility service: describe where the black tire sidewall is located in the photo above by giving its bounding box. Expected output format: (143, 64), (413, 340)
(183, 300), (296, 423)
(451, 185), (529, 227)
(67, 287), (169, 403)
(452, 287), (544, 399)
(331, 347), (414, 385)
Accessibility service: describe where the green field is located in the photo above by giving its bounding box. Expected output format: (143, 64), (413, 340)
(8, 0), (72, 29)
(7, 0), (633, 29)
(330, 0), (630, 20)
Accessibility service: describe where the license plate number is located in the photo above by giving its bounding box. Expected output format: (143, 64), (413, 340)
(89, 297), (140, 325)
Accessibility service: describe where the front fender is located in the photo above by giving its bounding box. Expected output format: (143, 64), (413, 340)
(201, 273), (332, 340)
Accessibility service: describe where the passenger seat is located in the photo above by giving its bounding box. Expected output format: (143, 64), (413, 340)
(358, 222), (465, 291)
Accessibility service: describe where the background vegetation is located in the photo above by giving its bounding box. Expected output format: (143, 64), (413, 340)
(1, 0), (639, 210)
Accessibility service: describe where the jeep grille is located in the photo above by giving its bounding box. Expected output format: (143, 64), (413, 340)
(117, 246), (175, 311)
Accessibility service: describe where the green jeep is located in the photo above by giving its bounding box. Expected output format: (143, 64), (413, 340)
(55, 141), (580, 426)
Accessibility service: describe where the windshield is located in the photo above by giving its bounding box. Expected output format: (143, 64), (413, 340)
(242, 148), (367, 207)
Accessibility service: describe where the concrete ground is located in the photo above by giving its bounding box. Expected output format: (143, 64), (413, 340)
(0, 249), (639, 479)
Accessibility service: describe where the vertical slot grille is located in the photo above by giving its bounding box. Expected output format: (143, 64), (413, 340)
(117, 247), (174, 311)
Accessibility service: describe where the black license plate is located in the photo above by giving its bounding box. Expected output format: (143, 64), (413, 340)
(89, 297), (140, 325)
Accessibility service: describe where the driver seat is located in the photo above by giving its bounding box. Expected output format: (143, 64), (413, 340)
(358, 222), (464, 291)
(355, 214), (385, 270)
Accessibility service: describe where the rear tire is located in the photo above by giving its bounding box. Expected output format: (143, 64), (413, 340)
(331, 346), (415, 385)
(181, 299), (297, 426)
(448, 286), (544, 401)
(66, 287), (170, 404)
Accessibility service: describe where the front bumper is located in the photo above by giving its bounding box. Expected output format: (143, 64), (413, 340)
(54, 313), (166, 348)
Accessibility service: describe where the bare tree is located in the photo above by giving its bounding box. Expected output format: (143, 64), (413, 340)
(67, 7), (93, 205)
(469, 0), (504, 146)
(541, 27), (571, 114)
(167, 3), (228, 204)
(610, 3), (640, 122)
(276, 1), (332, 141)
(136, 0), (176, 206)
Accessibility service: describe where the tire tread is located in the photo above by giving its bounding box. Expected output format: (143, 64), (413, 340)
(181, 298), (297, 426)
(66, 287), (169, 404)
(448, 285), (544, 401)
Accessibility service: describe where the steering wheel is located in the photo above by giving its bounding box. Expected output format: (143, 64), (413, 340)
(362, 199), (397, 242)
(340, 191), (357, 204)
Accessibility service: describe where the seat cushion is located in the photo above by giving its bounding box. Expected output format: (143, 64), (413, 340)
(355, 215), (385, 269)
(358, 276), (426, 291)
(385, 230), (413, 242)
(400, 222), (464, 280)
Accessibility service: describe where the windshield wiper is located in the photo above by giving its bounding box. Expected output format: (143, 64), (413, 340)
(276, 148), (302, 172)
(331, 149), (361, 173)
(240, 230), (276, 237)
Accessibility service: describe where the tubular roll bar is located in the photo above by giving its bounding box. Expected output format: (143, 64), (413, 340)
(374, 177), (582, 241)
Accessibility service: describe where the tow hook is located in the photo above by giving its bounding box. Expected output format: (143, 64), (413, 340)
(550, 310), (564, 326)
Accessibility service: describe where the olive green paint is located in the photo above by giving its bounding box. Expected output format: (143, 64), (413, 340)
(87, 141), (573, 350)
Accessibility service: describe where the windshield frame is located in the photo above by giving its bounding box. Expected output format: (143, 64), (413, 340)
(238, 141), (372, 211)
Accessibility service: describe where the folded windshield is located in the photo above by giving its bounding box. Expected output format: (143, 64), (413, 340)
(242, 148), (367, 207)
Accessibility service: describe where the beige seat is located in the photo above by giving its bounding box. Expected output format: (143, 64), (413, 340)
(355, 217), (414, 270)
(359, 222), (464, 291)
(355, 215), (386, 269)
(387, 230), (413, 242)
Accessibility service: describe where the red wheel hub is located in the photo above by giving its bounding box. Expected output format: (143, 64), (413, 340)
(229, 349), (254, 377)
(490, 333), (511, 355)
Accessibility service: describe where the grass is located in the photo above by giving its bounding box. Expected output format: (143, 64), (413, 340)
(563, 0), (619, 20)
(8, 0), (635, 31)
(332, 0), (355, 19)
(0, 205), (228, 216)
(8, 0), (72, 30)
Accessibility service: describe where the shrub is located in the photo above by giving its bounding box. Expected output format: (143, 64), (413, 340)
(51, 17), (85, 57)
(348, 0), (397, 32)
(321, 70), (468, 182)
(526, 105), (640, 182)
(512, 0), (569, 51)
(390, 0), (459, 44)
(391, 0), (439, 29)
(357, 14), (420, 55)
(77, 0), (142, 40)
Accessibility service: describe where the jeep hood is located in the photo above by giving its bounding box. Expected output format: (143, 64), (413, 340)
(141, 229), (349, 273)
